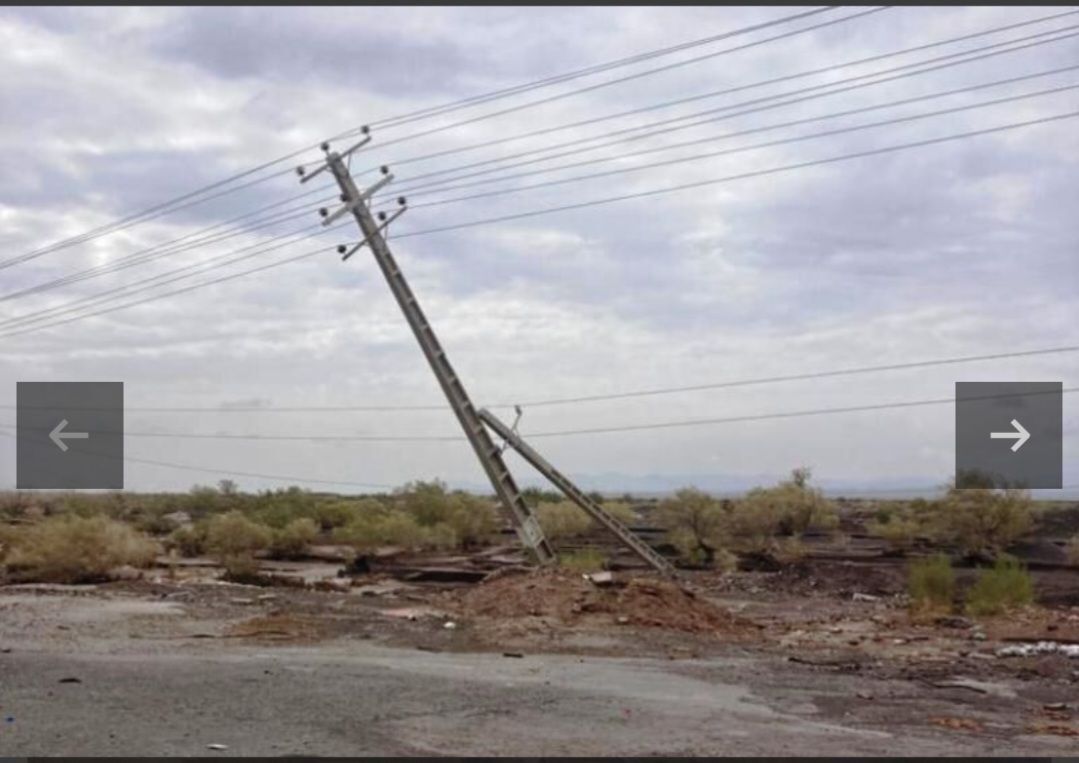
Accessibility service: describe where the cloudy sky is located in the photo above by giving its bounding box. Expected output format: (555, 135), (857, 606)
(0, 5), (1076, 495)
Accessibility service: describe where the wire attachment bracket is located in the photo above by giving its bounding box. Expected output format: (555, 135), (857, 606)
(296, 128), (371, 184)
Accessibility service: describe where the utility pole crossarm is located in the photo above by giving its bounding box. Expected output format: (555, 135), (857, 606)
(313, 144), (555, 565)
(479, 407), (677, 577)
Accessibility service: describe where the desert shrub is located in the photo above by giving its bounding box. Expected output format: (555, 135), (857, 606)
(312, 500), (362, 531)
(249, 487), (319, 529)
(334, 509), (427, 551)
(268, 517), (319, 560)
(537, 501), (593, 540)
(168, 523), (208, 557)
(395, 481), (499, 547)
(965, 555), (1034, 616)
(728, 469), (837, 553)
(867, 514), (921, 553)
(908, 554), (955, 613)
(558, 548), (606, 573)
(933, 486), (1032, 556)
(3, 516), (158, 583)
(602, 501), (639, 526)
(656, 487), (728, 566)
(1067, 534), (1079, 567)
(205, 511), (272, 576)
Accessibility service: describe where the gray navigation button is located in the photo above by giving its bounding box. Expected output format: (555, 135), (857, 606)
(955, 381), (1062, 489)
(16, 382), (123, 489)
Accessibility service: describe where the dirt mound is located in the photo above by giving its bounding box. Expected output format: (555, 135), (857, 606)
(452, 569), (742, 634)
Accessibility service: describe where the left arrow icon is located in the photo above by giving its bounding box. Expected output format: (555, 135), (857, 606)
(49, 419), (89, 452)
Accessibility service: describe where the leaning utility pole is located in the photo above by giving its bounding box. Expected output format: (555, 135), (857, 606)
(300, 134), (554, 564)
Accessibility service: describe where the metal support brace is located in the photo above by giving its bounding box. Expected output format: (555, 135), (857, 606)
(478, 407), (677, 577)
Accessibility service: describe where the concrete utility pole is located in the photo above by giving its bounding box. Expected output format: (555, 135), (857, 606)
(301, 136), (554, 565)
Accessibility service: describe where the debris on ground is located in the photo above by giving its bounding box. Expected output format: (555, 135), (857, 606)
(996, 641), (1079, 658)
(929, 716), (984, 732)
(450, 568), (743, 634)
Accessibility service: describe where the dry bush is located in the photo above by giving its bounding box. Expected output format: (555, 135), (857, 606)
(908, 554), (955, 614)
(601, 501), (639, 526)
(205, 511), (272, 576)
(867, 513), (921, 553)
(268, 517), (319, 560)
(167, 523), (208, 557)
(932, 486), (1032, 556)
(965, 555), (1034, 616)
(558, 548), (606, 573)
(537, 501), (593, 540)
(656, 488), (728, 566)
(728, 469), (837, 553)
(396, 481), (499, 548)
(3, 516), (158, 583)
(333, 509), (429, 551)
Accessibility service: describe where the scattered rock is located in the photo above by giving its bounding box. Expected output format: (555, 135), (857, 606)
(852, 592), (879, 602)
(229, 597), (255, 606)
(935, 615), (975, 630)
(856, 690), (874, 700)
(206, 743), (228, 751)
(58, 677), (81, 684)
(585, 571), (614, 586)
(502, 652), (524, 659)
(443, 621), (457, 630)
(256, 593), (278, 603)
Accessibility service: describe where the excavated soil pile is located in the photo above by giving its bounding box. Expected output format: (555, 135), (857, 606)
(452, 569), (742, 633)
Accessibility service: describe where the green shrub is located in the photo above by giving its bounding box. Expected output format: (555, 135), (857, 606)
(395, 481), (499, 547)
(933, 486), (1032, 556)
(558, 548), (606, 573)
(728, 469), (837, 553)
(312, 500), (362, 531)
(269, 517), (319, 559)
(334, 509), (427, 550)
(602, 501), (639, 526)
(965, 555), (1034, 616)
(2, 516), (158, 583)
(205, 511), (272, 575)
(168, 523), (208, 557)
(656, 487), (727, 566)
(867, 514), (921, 553)
(908, 554), (955, 613)
(537, 501), (593, 540)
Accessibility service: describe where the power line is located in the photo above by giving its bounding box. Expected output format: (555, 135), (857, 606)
(406, 80), (1079, 210)
(2, 108), (1075, 340)
(387, 23), (1079, 197)
(10, 8), (1052, 303)
(345, 8), (882, 155)
(380, 9), (1079, 180)
(7, 15), (1060, 315)
(0, 187), (338, 304)
(6, 385), (1074, 442)
(359, 7), (845, 133)
(6, 344), (1075, 413)
(391, 108), (1079, 238)
(397, 64), (1079, 202)
(0, 428), (394, 490)
(9, 19), (1072, 316)
(0, 220), (339, 333)
(4, 7), (843, 272)
(524, 386), (1079, 438)
(13, 70), (1071, 332)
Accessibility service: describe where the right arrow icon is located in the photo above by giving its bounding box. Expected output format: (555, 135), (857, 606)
(990, 418), (1030, 452)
